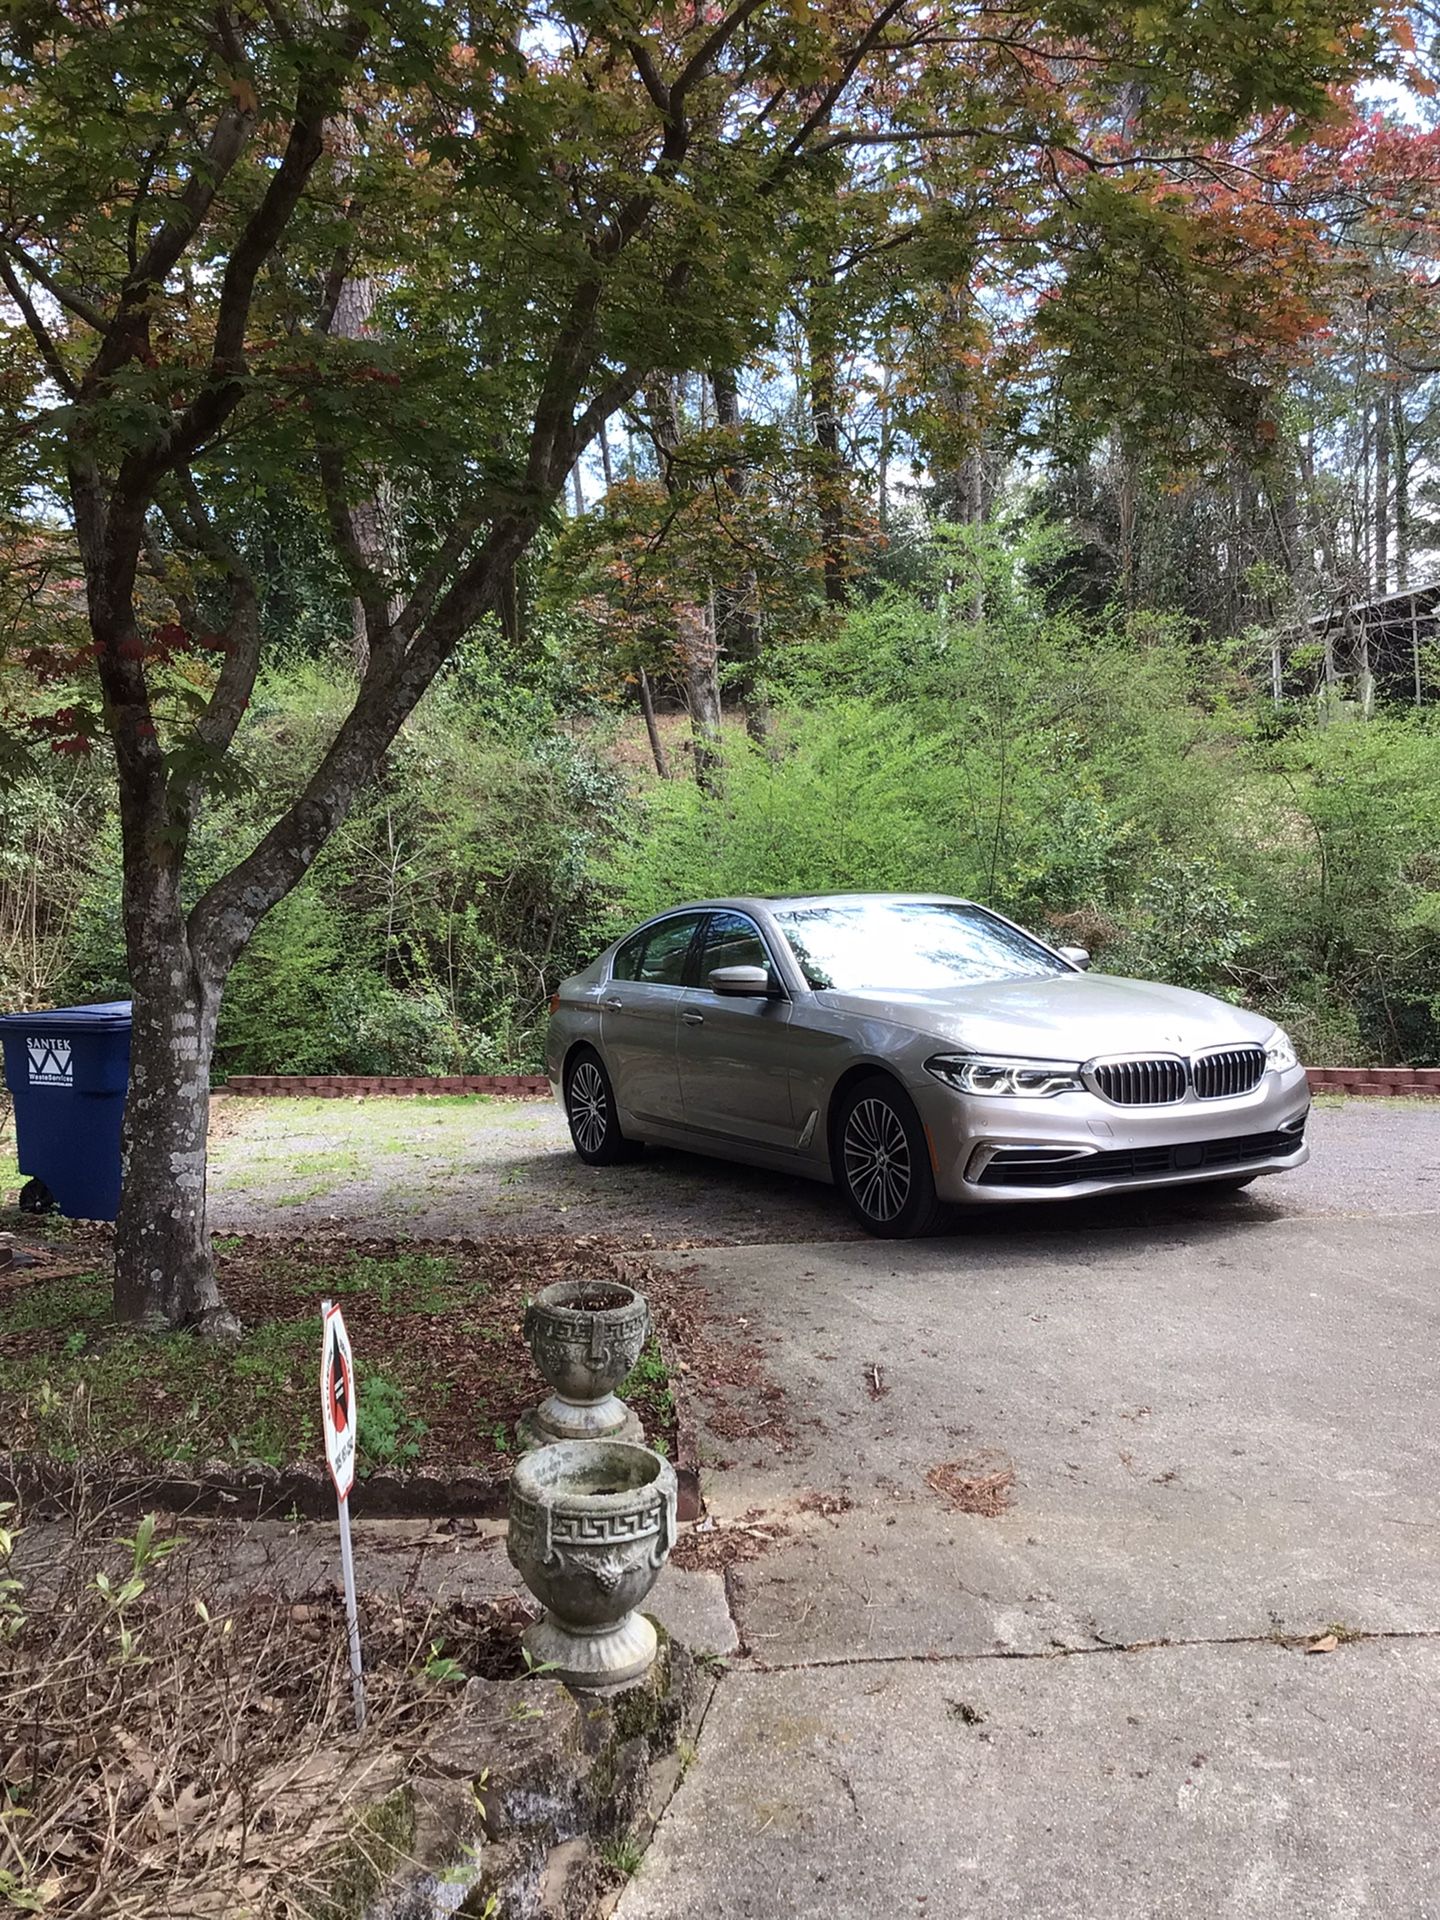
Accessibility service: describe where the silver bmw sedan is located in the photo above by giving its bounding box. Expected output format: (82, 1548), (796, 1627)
(543, 893), (1311, 1238)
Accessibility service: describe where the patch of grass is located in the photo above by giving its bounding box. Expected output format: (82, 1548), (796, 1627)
(621, 1338), (676, 1430)
(327, 1250), (469, 1312)
(600, 1834), (645, 1878)
(6, 1320), (317, 1466)
(0, 1270), (108, 1336)
(356, 1371), (428, 1469)
(273, 1184), (339, 1208)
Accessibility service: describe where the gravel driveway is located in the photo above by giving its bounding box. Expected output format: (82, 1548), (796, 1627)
(207, 1093), (1439, 1244)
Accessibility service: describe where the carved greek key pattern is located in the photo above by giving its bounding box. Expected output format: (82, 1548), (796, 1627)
(509, 1485), (675, 1572)
(550, 1507), (662, 1545)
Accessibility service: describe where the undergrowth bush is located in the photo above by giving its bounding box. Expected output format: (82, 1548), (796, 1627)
(4, 522), (1438, 1068)
(607, 554), (1440, 1064)
(14, 655), (624, 1075)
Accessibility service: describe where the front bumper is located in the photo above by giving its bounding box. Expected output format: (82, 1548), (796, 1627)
(916, 1066), (1313, 1205)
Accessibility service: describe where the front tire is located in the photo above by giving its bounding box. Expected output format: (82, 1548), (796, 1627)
(564, 1048), (643, 1166)
(835, 1075), (947, 1238)
(18, 1178), (56, 1215)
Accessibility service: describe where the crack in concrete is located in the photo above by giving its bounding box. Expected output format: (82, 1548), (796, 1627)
(736, 1626), (1440, 1674)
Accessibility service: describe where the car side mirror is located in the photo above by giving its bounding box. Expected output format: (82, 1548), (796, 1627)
(707, 964), (777, 997)
(1057, 946), (1091, 971)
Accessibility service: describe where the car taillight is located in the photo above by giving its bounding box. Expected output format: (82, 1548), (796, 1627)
(548, 993), (560, 1015)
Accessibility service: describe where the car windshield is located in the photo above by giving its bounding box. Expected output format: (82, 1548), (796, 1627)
(773, 900), (1066, 993)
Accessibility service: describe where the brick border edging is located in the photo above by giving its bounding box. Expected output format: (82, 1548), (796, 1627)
(1307, 1067), (1440, 1096)
(219, 1068), (1440, 1099)
(221, 1073), (552, 1097)
(1, 1448), (703, 1527)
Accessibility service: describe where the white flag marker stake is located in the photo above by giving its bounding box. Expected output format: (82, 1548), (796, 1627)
(320, 1299), (365, 1731)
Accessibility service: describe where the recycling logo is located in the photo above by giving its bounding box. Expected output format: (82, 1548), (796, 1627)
(27, 1037), (72, 1087)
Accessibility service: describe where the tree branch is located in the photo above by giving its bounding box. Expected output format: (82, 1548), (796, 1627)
(395, 500), (490, 642)
(0, 255), (76, 397)
(776, 0), (912, 168)
(87, 96), (258, 389)
(156, 473), (262, 758)
(0, 236), (107, 333)
(189, 513), (537, 970)
(670, 0), (770, 110)
(317, 442), (394, 653)
(116, 17), (367, 503)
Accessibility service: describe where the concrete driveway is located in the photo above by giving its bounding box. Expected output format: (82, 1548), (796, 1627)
(207, 1093), (1440, 1912)
(207, 1094), (1439, 1243)
(612, 1149), (1440, 1916)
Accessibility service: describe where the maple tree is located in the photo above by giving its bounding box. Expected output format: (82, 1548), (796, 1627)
(0, 0), (1397, 1330)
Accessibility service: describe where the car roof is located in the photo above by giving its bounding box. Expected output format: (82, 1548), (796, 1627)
(655, 893), (981, 914)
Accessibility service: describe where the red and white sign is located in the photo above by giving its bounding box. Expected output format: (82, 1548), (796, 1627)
(320, 1303), (357, 1501)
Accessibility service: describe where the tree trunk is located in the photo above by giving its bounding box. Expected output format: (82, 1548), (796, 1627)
(681, 597), (723, 788)
(647, 375), (723, 787)
(1117, 449), (1137, 614)
(1393, 387), (1411, 590)
(806, 272), (847, 607)
(710, 367), (767, 741)
(1357, 395), (1371, 592)
(877, 365), (892, 532)
(328, 125), (402, 676)
(1373, 391), (1390, 597)
(101, 508), (539, 1330)
(637, 667), (670, 778)
(112, 881), (232, 1333)
(496, 559), (522, 645)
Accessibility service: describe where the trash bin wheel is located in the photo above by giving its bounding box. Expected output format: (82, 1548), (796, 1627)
(18, 1178), (57, 1215)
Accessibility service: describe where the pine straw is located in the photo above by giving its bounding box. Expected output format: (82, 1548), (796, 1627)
(0, 1494), (527, 1917)
(924, 1451), (1017, 1518)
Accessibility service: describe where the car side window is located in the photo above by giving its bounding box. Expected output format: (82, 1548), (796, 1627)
(612, 930), (648, 981)
(613, 914), (703, 987)
(700, 911), (771, 985)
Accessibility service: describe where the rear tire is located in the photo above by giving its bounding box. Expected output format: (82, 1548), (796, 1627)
(834, 1075), (947, 1238)
(564, 1048), (643, 1166)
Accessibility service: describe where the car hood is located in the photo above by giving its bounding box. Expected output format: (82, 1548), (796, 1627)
(813, 972), (1274, 1057)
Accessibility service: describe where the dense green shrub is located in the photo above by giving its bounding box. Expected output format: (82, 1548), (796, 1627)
(4, 525), (1438, 1070)
(9, 654), (624, 1076)
(607, 562), (1440, 1065)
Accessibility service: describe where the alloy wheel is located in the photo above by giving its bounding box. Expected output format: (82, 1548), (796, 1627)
(568, 1060), (610, 1156)
(842, 1096), (912, 1223)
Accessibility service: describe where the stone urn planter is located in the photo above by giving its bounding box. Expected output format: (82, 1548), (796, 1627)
(517, 1279), (649, 1449)
(507, 1440), (677, 1688)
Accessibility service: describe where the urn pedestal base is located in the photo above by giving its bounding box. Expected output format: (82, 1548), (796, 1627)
(508, 1441), (676, 1698)
(516, 1391), (644, 1451)
(522, 1608), (658, 1690)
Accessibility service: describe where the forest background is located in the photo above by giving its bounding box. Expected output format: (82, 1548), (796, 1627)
(4, 3), (1440, 1079)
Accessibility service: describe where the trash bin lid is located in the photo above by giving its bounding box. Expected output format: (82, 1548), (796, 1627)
(0, 999), (132, 1032)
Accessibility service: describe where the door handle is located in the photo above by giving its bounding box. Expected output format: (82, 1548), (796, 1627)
(681, 1011), (705, 1026)
(604, 996), (623, 1010)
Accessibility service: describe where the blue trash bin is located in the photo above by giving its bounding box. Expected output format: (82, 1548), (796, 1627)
(0, 1000), (131, 1220)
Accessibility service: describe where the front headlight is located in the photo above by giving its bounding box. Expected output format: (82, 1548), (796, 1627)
(925, 1053), (1085, 1098)
(1264, 1027), (1299, 1073)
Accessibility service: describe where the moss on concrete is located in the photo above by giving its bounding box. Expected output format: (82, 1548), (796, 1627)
(305, 1785), (416, 1920)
